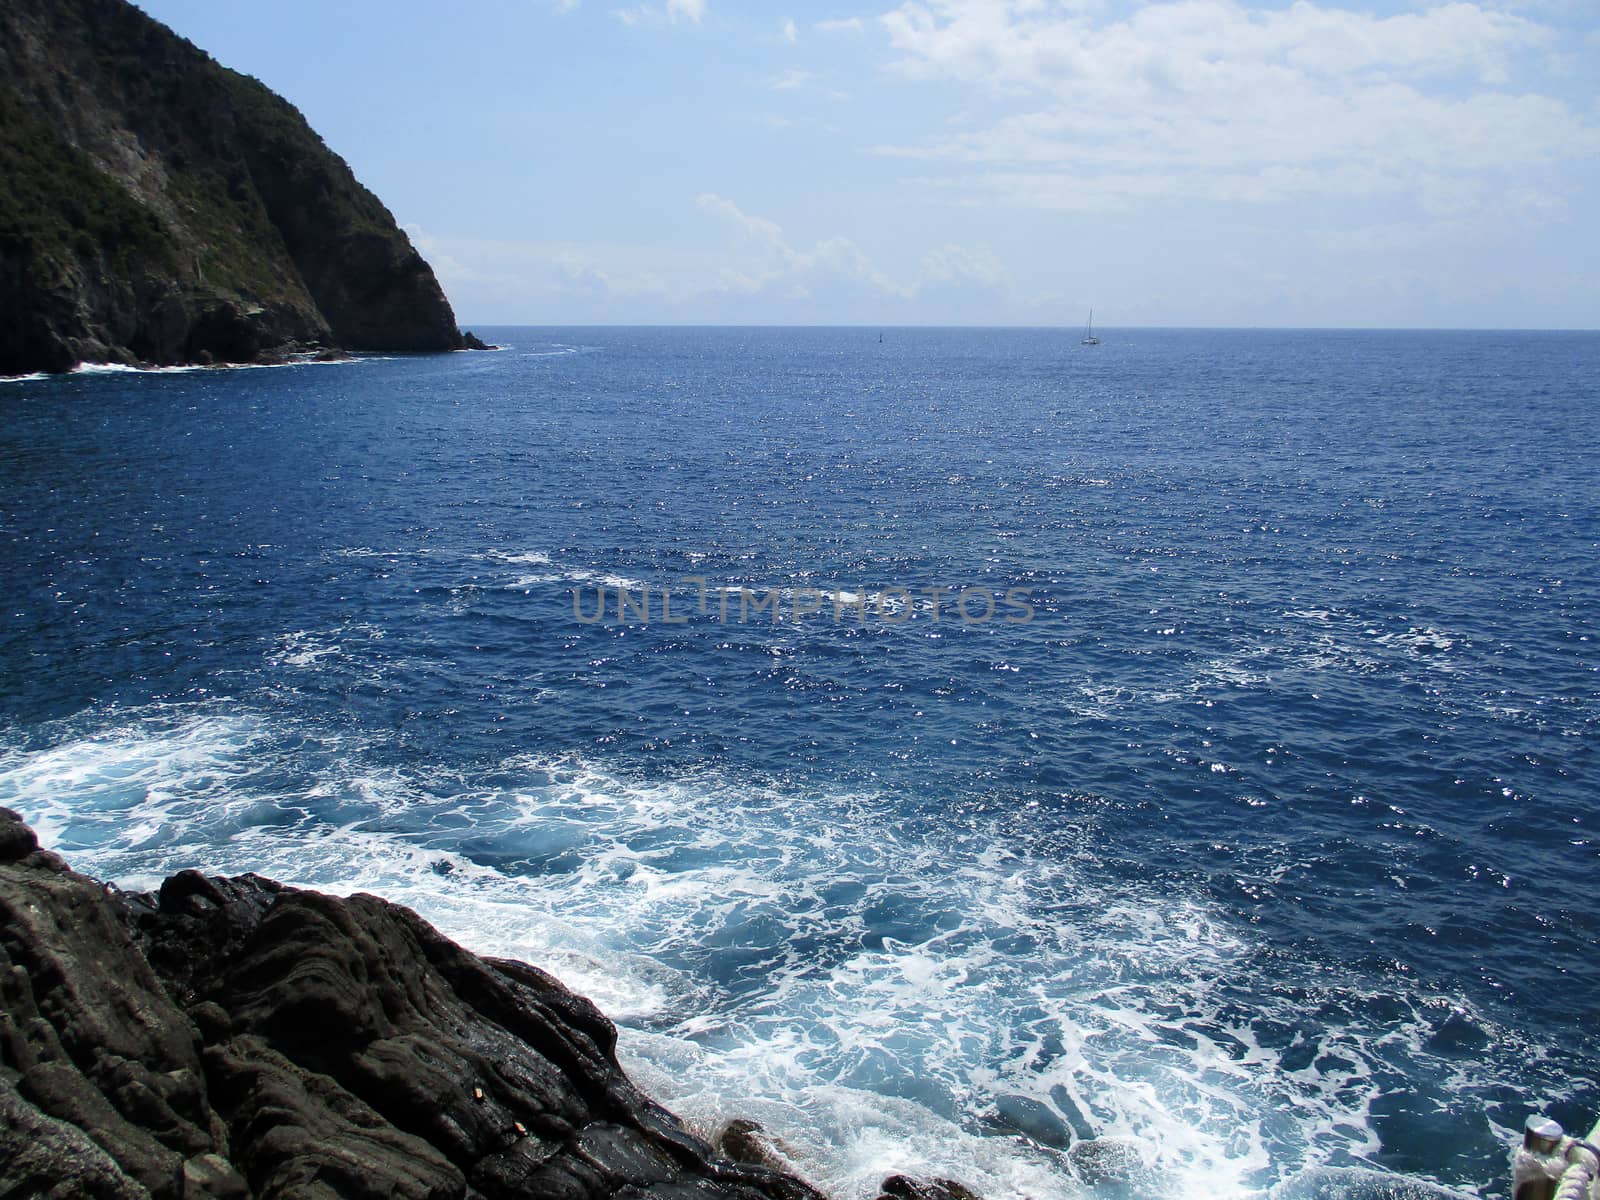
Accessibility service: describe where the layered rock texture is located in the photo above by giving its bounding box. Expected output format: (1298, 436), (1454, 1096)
(0, 809), (997, 1200)
(0, 0), (481, 374)
(0, 808), (834, 1200)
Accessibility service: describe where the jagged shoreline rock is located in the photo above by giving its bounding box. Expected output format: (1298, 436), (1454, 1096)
(0, 0), (491, 376)
(0, 809), (983, 1200)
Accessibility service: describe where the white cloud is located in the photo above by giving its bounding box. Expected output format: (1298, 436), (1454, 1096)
(693, 192), (906, 296)
(614, 0), (704, 26)
(879, 0), (1550, 88)
(919, 243), (1010, 289)
(767, 67), (850, 100)
(770, 68), (813, 91)
(404, 1), (1595, 327)
(404, 197), (1019, 322)
(867, 0), (1598, 216)
(691, 193), (1023, 304)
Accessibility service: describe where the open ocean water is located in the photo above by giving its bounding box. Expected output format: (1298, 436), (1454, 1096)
(1, 327), (1597, 1200)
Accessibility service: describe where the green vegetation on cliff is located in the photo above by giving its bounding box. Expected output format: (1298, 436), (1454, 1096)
(0, 93), (175, 272)
(0, 0), (472, 374)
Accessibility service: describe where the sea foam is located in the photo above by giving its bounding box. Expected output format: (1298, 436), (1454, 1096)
(1, 701), (1565, 1200)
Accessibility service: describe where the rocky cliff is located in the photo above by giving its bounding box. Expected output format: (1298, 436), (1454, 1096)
(0, 0), (483, 375)
(0, 809), (986, 1200)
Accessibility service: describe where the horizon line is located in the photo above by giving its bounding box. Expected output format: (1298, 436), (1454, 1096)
(457, 322), (1600, 334)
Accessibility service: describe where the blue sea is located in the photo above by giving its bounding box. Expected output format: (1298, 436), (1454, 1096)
(2, 328), (1596, 1200)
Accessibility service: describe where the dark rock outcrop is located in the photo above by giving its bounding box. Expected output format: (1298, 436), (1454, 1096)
(0, 808), (987, 1200)
(716, 1119), (813, 1183)
(874, 1177), (984, 1200)
(0, 0), (482, 375)
(0, 807), (828, 1200)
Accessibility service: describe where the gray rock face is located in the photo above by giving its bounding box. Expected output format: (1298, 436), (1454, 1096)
(0, 812), (230, 1197)
(0, 0), (477, 375)
(0, 807), (988, 1200)
(0, 808), (825, 1200)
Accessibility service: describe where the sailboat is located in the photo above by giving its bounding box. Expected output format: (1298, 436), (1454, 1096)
(1081, 309), (1100, 345)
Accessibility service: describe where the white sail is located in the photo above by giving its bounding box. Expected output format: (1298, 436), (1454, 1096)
(1081, 309), (1100, 345)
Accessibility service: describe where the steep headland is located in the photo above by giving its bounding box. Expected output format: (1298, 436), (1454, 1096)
(0, 0), (486, 375)
(0, 808), (985, 1200)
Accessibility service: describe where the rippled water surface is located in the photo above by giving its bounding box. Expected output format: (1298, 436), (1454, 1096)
(2, 328), (1597, 1200)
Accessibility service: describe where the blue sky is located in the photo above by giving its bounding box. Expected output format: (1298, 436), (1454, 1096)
(137, 1), (1598, 328)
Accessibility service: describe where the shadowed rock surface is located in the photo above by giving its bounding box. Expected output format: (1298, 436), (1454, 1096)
(0, 0), (484, 374)
(0, 807), (834, 1200)
(874, 1177), (985, 1200)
